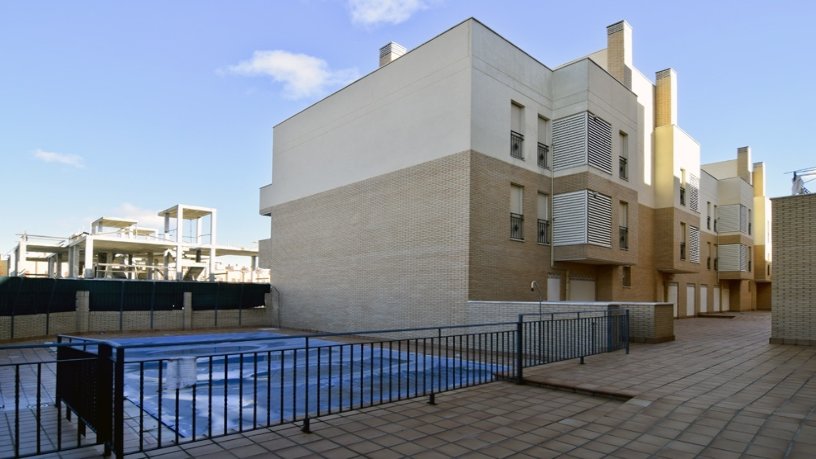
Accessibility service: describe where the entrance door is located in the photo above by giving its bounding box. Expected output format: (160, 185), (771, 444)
(569, 279), (596, 301)
(547, 276), (561, 301)
(700, 285), (708, 313)
(722, 286), (731, 312)
(713, 286), (721, 312)
(668, 283), (679, 318)
(686, 284), (696, 317)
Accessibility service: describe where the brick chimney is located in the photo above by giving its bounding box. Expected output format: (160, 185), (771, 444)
(655, 68), (677, 127)
(606, 20), (632, 89)
(738, 146), (753, 184)
(379, 42), (406, 67)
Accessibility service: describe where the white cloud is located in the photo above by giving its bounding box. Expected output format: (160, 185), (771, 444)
(114, 203), (165, 230)
(348, 0), (429, 26)
(33, 149), (85, 168)
(223, 50), (358, 99)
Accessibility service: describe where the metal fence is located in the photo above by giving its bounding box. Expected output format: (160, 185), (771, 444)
(0, 310), (628, 458)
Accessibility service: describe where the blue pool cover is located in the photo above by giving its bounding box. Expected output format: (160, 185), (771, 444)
(112, 331), (503, 437)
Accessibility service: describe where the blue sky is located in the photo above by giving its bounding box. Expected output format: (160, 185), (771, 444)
(2, 0), (814, 256)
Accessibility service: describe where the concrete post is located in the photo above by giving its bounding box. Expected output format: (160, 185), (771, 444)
(176, 206), (184, 281)
(265, 287), (280, 327)
(183, 292), (193, 330)
(84, 237), (94, 278)
(76, 290), (90, 333)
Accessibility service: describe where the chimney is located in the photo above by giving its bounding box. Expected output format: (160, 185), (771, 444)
(606, 20), (632, 88)
(655, 68), (677, 127)
(737, 146), (753, 184)
(379, 42), (406, 67)
(753, 161), (766, 197)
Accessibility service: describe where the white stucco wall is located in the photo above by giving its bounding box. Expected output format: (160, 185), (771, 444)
(262, 20), (474, 210)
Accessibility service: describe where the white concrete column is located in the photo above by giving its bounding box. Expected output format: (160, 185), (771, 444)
(176, 207), (184, 281)
(16, 237), (27, 275)
(196, 218), (202, 244)
(250, 256), (257, 282)
(84, 238), (94, 278)
(47, 256), (55, 278)
(208, 211), (217, 281)
(127, 254), (134, 279)
(55, 252), (62, 278)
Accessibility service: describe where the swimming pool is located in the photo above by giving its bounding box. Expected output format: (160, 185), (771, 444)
(113, 331), (505, 438)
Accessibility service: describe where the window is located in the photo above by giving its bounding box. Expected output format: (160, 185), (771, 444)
(622, 266), (632, 287)
(619, 201), (629, 250)
(679, 168), (687, 206)
(714, 244), (718, 270)
(537, 116), (550, 169)
(619, 131), (629, 180)
(707, 242), (712, 270)
(748, 209), (752, 235)
(706, 201), (711, 230)
(713, 205), (718, 232)
(680, 222), (687, 260)
(510, 102), (524, 159)
(537, 193), (550, 244)
(510, 185), (524, 240)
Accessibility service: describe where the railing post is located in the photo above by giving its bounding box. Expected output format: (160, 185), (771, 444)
(302, 337), (311, 433)
(98, 343), (113, 457)
(113, 347), (125, 459)
(515, 316), (524, 383)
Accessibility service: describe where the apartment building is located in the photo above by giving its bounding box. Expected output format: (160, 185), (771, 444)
(259, 18), (770, 331)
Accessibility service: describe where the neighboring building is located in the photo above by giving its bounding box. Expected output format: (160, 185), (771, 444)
(6, 204), (269, 283)
(771, 193), (816, 345)
(259, 18), (771, 331)
(0, 259), (7, 276)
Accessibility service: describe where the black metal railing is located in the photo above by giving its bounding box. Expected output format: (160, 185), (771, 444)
(680, 242), (687, 260)
(707, 257), (711, 270)
(510, 131), (524, 159)
(619, 226), (629, 250)
(714, 258), (719, 270)
(510, 213), (524, 240)
(537, 219), (550, 244)
(619, 156), (628, 180)
(0, 311), (629, 458)
(537, 143), (549, 169)
(714, 219), (718, 232)
(680, 187), (686, 206)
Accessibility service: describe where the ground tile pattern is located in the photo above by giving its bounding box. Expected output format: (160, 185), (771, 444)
(34, 312), (816, 457)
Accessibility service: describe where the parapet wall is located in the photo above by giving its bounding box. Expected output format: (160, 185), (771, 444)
(466, 301), (674, 343)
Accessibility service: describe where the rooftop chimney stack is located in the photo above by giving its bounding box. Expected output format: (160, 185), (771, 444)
(738, 146), (753, 184)
(379, 42), (406, 67)
(655, 68), (678, 127)
(606, 20), (633, 89)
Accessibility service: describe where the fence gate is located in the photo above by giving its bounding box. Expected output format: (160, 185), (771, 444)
(56, 344), (114, 454)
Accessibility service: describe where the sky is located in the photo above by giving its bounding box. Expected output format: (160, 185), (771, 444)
(2, 0), (815, 257)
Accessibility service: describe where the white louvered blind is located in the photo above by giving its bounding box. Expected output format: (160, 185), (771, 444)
(587, 191), (612, 247)
(689, 226), (700, 263)
(553, 191), (587, 245)
(587, 113), (612, 174)
(552, 113), (587, 171)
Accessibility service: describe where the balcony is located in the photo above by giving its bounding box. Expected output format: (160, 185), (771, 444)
(680, 242), (687, 260)
(510, 131), (524, 159)
(537, 143), (549, 169)
(537, 219), (550, 244)
(619, 156), (628, 180)
(619, 226), (629, 250)
(707, 216), (711, 230)
(510, 213), (524, 240)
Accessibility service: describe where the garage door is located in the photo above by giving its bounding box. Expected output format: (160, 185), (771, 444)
(722, 287), (730, 312)
(686, 284), (696, 317)
(713, 286), (721, 312)
(569, 279), (596, 301)
(547, 275), (561, 301)
(668, 283), (679, 318)
(700, 285), (708, 313)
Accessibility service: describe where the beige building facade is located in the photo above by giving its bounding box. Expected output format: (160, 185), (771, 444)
(259, 19), (771, 332)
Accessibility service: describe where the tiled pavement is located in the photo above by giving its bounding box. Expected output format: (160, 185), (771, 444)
(45, 312), (816, 458)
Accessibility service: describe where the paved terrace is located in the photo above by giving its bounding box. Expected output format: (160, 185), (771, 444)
(47, 311), (816, 458)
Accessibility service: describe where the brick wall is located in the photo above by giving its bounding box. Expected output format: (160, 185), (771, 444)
(771, 194), (816, 345)
(265, 152), (472, 332)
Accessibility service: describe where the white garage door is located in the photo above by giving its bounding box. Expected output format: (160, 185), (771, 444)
(700, 285), (708, 313)
(668, 283), (679, 318)
(569, 279), (596, 301)
(547, 275), (561, 301)
(686, 284), (696, 317)
(713, 286), (721, 312)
